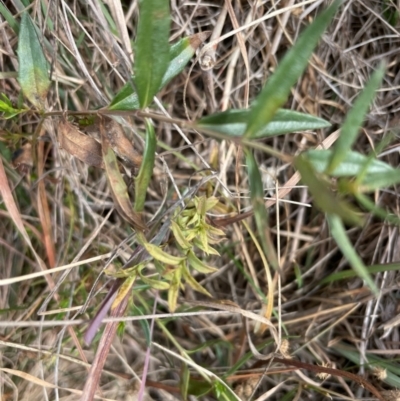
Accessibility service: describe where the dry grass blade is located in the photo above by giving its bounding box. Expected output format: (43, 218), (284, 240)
(80, 295), (130, 401)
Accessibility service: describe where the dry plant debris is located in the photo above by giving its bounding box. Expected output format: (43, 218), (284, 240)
(0, 1), (400, 401)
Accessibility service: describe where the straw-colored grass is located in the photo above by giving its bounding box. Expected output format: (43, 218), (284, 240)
(1, 1), (400, 400)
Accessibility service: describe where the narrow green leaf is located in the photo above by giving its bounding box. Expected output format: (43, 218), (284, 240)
(204, 196), (220, 212)
(171, 220), (192, 250)
(130, 304), (151, 347)
(109, 81), (140, 111)
(182, 268), (212, 297)
(326, 63), (385, 174)
(305, 149), (400, 191)
(244, 0), (341, 138)
(187, 250), (217, 274)
(162, 32), (209, 88)
(327, 214), (378, 295)
(112, 273), (136, 309)
(0, 4), (19, 34)
(0, 94), (26, 119)
(320, 262), (400, 284)
(213, 381), (240, 401)
(142, 242), (185, 265)
(335, 344), (400, 388)
(306, 149), (393, 176)
(110, 34), (208, 110)
(197, 109), (330, 138)
(192, 238), (217, 255)
(355, 193), (400, 225)
(180, 364), (190, 401)
(139, 272), (170, 290)
(245, 149), (279, 270)
(18, 13), (50, 109)
(295, 154), (363, 225)
(134, 119), (156, 212)
(168, 268), (182, 312)
(134, 0), (171, 108)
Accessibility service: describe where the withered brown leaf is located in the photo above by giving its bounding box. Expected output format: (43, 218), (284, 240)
(100, 120), (146, 232)
(12, 143), (33, 174)
(58, 120), (104, 168)
(84, 117), (142, 168)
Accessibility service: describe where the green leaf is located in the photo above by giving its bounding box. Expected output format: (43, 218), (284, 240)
(134, 119), (156, 212)
(180, 364), (190, 401)
(109, 80), (140, 111)
(162, 33), (208, 88)
(18, 13), (50, 109)
(134, 0), (171, 108)
(294, 154), (363, 225)
(141, 241), (185, 265)
(213, 381), (238, 401)
(0, 4), (18, 34)
(110, 34), (207, 110)
(168, 268), (182, 312)
(197, 109), (330, 138)
(327, 214), (378, 295)
(130, 304), (151, 347)
(320, 262), (400, 284)
(335, 344), (400, 388)
(326, 63), (385, 174)
(182, 267), (212, 297)
(171, 220), (192, 250)
(305, 149), (400, 191)
(187, 250), (217, 274)
(245, 149), (279, 270)
(244, 0), (341, 138)
(355, 193), (400, 225)
(138, 272), (170, 290)
(0, 94), (26, 119)
(112, 273), (136, 309)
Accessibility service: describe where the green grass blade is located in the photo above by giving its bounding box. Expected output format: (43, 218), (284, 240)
(197, 109), (330, 138)
(335, 344), (400, 388)
(0, 3), (19, 33)
(134, 0), (171, 108)
(244, 0), (341, 138)
(245, 149), (278, 270)
(326, 63), (385, 174)
(327, 213), (378, 295)
(18, 13), (50, 110)
(134, 119), (156, 212)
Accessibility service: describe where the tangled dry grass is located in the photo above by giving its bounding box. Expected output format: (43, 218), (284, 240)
(1, 1), (400, 400)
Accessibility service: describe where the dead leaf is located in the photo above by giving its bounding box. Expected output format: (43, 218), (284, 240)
(84, 117), (142, 168)
(12, 143), (33, 174)
(58, 120), (104, 168)
(189, 31), (211, 50)
(100, 120), (146, 232)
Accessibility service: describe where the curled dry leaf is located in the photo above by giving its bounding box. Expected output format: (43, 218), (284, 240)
(100, 121), (147, 232)
(58, 120), (104, 168)
(12, 143), (33, 174)
(85, 117), (142, 168)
